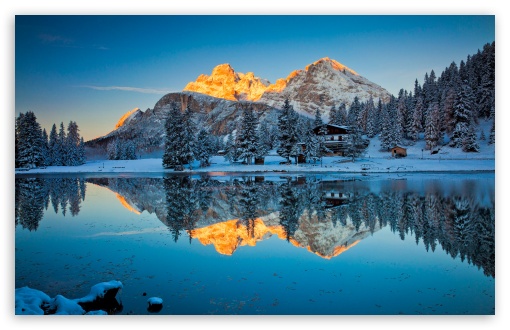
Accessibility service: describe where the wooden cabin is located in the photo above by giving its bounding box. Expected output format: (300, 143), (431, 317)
(390, 146), (407, 158)
(313, 124), (351, 155)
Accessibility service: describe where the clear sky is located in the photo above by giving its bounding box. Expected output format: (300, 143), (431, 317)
(15, 14), (494, 141)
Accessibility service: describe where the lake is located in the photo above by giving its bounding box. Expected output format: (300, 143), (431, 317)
(15, 172), (495, 315)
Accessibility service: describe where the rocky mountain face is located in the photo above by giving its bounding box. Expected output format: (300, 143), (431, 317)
(86, 91), (280, 153)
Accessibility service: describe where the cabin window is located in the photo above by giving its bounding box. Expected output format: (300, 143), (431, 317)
(331, 193), (335, 197)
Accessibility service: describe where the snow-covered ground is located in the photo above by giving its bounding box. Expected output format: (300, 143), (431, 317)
(16, 126), (495, 175)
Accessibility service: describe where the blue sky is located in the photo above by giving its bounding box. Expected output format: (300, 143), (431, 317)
(15, 15), (494, 140)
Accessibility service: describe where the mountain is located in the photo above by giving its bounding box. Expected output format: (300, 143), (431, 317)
(183, 63), (270, 102)
(259, 57), (391, 116)
(184, 57), (392, 117)
(86, 57), (391, 153)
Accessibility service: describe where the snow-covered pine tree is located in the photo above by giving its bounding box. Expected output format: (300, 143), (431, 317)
(258, 119), (273, 152)
(409, 97), (424, 142)
(224, 133), (236, 163)
(238, 107), (259, 165)
(397, 90), (408, 138)
(328, 105), (337, 125)
(124, 140), (136, 160)
(182, 103), (196, 169)
(48, 124), (59, 166)
(15, 111), (44, 168)
(425, 103), (441, 150)
(302, 121), (317, 163)
(314, 108), (323, 128)
(462, 123), (479, 152)
(346, 126), (366, 162)
(106, 140), (118, 160)
(195, 128), (213, 167)
(58, 122), (68, 166)
(277, 99), (299, 164)
(336, 103), (348, 126)
(379, 103), (392, 151)
(365, 96), (377, 138)
(66, 121), (81, 166)
(41, 128), (51, 167)
(450, 82), (474, 148)
(162, 103), (186, 169)
(357, 102), (368, 133)
(348, 96), (361, 126)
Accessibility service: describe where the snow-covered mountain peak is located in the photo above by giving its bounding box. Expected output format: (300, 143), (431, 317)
(184, 63), (270, 102)
(305, 57), (358, 76)
(114, 108), (141, 129)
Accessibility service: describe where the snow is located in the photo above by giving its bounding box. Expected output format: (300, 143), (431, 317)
(15, 287), (51, 315)
(147, 297), (163, 305)
(75, 280), (123, 304)
(15, 280), (123, 315)
(16, 144), (494, 175)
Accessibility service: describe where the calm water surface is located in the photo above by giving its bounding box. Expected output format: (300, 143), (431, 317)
(15, 173), (495, 315)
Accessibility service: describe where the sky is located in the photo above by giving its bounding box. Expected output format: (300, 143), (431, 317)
(14, 14), (495, 141)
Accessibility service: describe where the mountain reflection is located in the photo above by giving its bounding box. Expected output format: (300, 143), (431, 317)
(16, 175), (494, 278)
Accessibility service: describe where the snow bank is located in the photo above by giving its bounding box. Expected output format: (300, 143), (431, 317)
(15, 280), (123, 315)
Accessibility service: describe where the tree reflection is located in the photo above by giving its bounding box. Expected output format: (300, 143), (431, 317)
(15, 177), (87, 230)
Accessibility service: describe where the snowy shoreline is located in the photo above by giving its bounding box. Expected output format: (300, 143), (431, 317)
(15, 155), (495, 176)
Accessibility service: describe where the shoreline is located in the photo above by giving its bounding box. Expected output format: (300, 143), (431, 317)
(14, 156), (496, 177)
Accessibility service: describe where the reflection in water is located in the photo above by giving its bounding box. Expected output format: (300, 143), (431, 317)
(16, 175), (494, 278)
(15, 177), (86, 231)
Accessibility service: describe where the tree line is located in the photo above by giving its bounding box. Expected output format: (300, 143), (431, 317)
(15, 111), (86, 168)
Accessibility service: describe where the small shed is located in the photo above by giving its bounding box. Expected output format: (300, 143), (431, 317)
(390, 146), (407, 158)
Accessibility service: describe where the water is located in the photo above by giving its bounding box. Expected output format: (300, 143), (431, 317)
(15, 173), (495, 315)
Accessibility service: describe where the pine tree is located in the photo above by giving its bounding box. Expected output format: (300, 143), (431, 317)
(348, 97), (361, 126)
(328, 105), (337, 125)
(365, 97), (377, 138)
(238, 107), (259, 165)
(314, 108), (323, 128)
(162, 103), (186, 169)
(450, 82), (474, 148)
(258, 119), (273, 152)
(462, 123), (479, 152)
(41, 128), (51, 166)
(346, 126), (366, 162)
(379, 103), (392, 150)
(336, 103), (348, 126)
(107, 140), (118, 160)
(409, 97), (424, 141)
(58, 122), (67, 165)
(48, 124), (59, 166)
(66, 121), (81, 166)
(425, 103), (441, 150)
(182, 104), (196, 169)
(224, 133), (237, 163)
(195, 129), (213, 167)
(15, 111), (44, 168)
(277, 99), (299, 164)
(303, 121), (318, 163)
